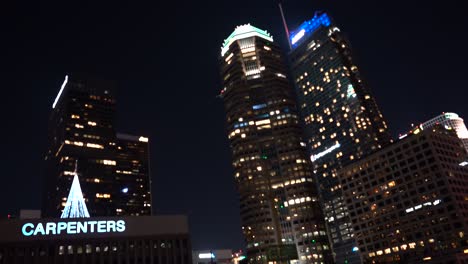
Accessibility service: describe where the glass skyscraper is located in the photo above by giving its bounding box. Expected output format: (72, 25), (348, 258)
(114, 133), (152, 216)
(219, 24), (332, 263)
(288, 12), (392, 263)
(43, 74), (152, 218)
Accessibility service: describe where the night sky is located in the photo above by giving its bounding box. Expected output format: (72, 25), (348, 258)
(1, 0), (467, 251)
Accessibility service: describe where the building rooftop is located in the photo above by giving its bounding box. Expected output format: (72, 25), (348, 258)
(221, 24), (273, 56)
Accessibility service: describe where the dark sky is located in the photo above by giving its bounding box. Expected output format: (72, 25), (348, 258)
(1, 0), (467, 251)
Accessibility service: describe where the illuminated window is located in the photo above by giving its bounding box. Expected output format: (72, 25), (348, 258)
(138, 136), (149, 142)
(86, 143), (104, 149)
(96, 193), (111, 198)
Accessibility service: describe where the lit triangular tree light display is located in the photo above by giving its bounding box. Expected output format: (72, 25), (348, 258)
(60, 161), (90, 218)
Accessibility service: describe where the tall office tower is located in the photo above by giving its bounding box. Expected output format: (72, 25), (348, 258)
(288, 12), (392, 263)
(43, 74), (117, 217)
(339, 125), (468, 263)
(219, 25), (332, 263)
(114, 133), (152, 216)
(419, 112), (468, 153)
(43, 74), (152, 218)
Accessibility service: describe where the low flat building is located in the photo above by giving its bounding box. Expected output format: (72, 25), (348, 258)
(339, 125), (468, 263)
(0, 215), (192, 264)
(19, 209), (41, 219)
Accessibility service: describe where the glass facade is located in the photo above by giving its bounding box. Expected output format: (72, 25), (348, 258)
(288, 13), (392, 263)
(220, 25), (332, 263)
(114, 133), (152, 216)
(339, 126), (468, 263)
(43, 74), (151, 218)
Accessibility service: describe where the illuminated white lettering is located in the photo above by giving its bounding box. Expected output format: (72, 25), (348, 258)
(107, 221), (116, 232)
(22, 223), (34, 236)
(57, 222), (67, 234)
(116, 220), (125, 232)
(88, 221), (97, 232)
(46, 222), (57, 235)
(310, 142), (341, 162)
(97, 221), (106, 233)
(21, 220), (126, 237)
(77, 221), (87, 233)
(67, 222), (77, 234)
(33, 223), (45, 236)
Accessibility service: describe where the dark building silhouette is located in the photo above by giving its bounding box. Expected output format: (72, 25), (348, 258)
(0, 215), (191, 264)
(288, 12), (392, 263)
(219, 24), (332, 263)
(339, 125), (468, 263)
(43, 74), (151, 218)
(114, 133), (152, 216)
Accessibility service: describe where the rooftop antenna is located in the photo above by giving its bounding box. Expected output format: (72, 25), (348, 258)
(278, 1), (292, 50)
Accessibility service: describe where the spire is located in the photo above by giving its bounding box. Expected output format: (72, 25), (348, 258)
(278, 1), (291, 50)
(60, 161), (91, 218)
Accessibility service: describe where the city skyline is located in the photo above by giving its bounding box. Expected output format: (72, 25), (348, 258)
(43, 74), (152, 218)
(1, 0), (467, 253)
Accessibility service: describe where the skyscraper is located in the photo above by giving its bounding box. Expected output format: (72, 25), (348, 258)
(43, 74), (152, 218)
(288, 12), (392, 263)
(400, 112), (468, 153)
(114, 133), (152, 216)
(219, 24), (332, 263)
(339, 125), (468, 263)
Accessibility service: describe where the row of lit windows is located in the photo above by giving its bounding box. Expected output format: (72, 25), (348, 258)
(64, 140), (104, 149)
(96, 193), (111, 199)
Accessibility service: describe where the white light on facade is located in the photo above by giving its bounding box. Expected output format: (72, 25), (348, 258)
(398, 134), (408, 139)
(405, 199), (442, 214)
(291, 29), (305, 45)
(52, 75), (69, 109)
(310, 142), (341, 162)
(138, 136), (149, 142)
(221, 24), (273, 56)
(199, 253), (215, 259)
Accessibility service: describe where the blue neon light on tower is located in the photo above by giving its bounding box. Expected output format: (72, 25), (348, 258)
(290, 12), (331, 47)
(288, 11), (392, 264)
